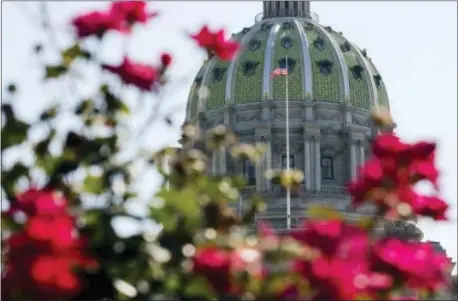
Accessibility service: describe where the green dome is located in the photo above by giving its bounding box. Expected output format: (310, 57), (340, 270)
(185, 17), (389, 121)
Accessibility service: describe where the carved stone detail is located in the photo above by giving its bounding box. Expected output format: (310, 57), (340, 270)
(235, 111), (261, 122)
(352, 114), (370, 126)
(272, 139), (304, 153)
(207, 116), (224, 128)
(272, 108), (302, 120)
(315, 109), (341, 121)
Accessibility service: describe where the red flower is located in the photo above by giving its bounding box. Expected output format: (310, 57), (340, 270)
(102, 57), (159, 91)
(190, 25), (240, 61)
(347, 133), (445, 220)
(193, 247), (232, 294)
(160, 53), (172, 68)
(292, 219), (369, 259)
(411, 195), (449, 220)
(72, 11), (126, 39)
(293, 256), (392, 300)
(13, 188), (68, 216)
(109, 1), (158, 28)
(26, 215), (79, 251)
(372, 239), (449, 292)
(2, 188), (97, 300)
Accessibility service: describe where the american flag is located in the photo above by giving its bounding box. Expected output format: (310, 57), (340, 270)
(270, 68), (288, 78)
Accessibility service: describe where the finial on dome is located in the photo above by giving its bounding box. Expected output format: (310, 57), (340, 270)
(263, 1), (311, 19)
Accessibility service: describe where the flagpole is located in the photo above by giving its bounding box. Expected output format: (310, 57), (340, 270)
(285, 55), (291, 230)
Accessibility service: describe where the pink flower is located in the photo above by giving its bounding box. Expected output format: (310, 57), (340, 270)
(190, 25), (240, 61)
(102, 57), (159, 91)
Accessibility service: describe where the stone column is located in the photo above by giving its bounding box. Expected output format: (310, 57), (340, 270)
(350, 140), (358, 180)
(255, 125), (272, 192)
(211, 153), (217, 175)
(219, 147), (226, 175)
(348, 129), (367, 181)
(264, 137), (272, 191)
(303, 135), (312, 191)
(358, 140), (365, 170)
(314, 136), (321, 191)
(303, 123), (320, 191)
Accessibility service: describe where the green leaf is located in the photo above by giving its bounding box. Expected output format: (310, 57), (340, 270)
(75, 99), (95, 115)
(45, 65), (68, 79)
(100, 84), (130, 115)
(61, 43), (90, 66)
(1, 163), (29, 199)
(155, 187), (200, 221)
(83, 174), (105, 194)
(1, 215), (22, 231)
(1, 119), (30, 151)
(39, 105), (59, 121)
(183, 277), (215, 299)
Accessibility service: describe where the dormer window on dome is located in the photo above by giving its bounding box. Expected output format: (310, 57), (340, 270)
(261, 23), (273, 32)
(350, 65), (364, 80)
(316, 60), (333, 75)
(242, 27), (250, 34)
(305, 23), (313, 31)
(282, 21), (293, 29)
(248, 39), (261, 51)
(281, 36), (293, 49)
(325, 26), (333, 33)
(340, 41), (351, 52)
(194, 76), (203, 86)
(242, 61), (260, 77)
(361, 49), (368, 57)
(373, 75), (383, 89)
(278, 57), (296, 72)
(313, 36), (325, 50)
(212, 68), (226, 83)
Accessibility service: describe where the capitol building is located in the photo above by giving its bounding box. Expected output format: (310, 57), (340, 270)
(182, 0), (454, 266)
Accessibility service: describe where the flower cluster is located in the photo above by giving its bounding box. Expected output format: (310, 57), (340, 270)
(72, 1), (158, 39)
(190, 25), (240, 61)
(2, 189), (97, 300)
(71, 2), (173, 92)
(192, 218), (451, 300)
(347, 133), (449, 221)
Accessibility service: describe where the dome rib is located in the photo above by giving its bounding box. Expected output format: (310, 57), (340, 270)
(186, 63), (207, 121)
(309, 21), (350, 101)
(271, 21), (303, 100)
(198, 59), (218, 113)
(349, 42), (378, 108)
(293, 19), (313, 99)
(225, 24), (262, 103)
(262, 23), (281, 99)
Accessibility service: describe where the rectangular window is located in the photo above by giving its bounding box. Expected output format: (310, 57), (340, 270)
(285, 1), (290, 15)
(321, 156), (334, 180)
(243, 160), (256, 185)
(281, 155), (295, 169)
(293, 1), (298, 15)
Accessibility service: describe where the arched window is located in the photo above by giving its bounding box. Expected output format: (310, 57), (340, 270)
(278, 57), (296, 72)
(212, 68), (226, 83)
(321, 156), (334, 180)
(242, 61), (260, 77)
(281, 154), (295, 169)
(350, 65), (364, 80)
(243, 159), (256, 185)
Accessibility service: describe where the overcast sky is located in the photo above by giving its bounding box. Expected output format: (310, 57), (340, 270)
(1, 1), (457, 271)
